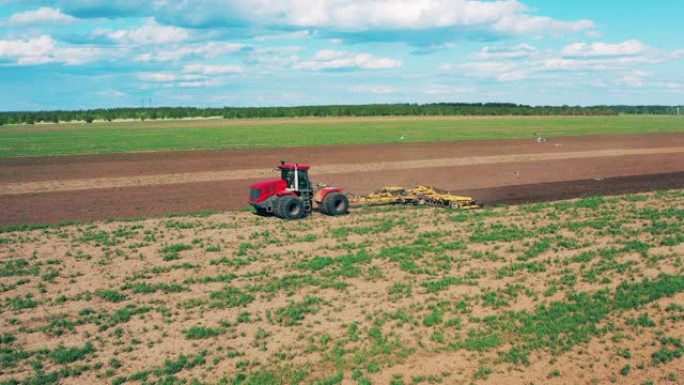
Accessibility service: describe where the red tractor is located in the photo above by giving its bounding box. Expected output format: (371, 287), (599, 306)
(248, 162), (349, 220)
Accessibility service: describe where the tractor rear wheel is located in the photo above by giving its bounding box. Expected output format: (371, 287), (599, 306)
(275, 196), (306, 220)
(321, 192), (349, 216)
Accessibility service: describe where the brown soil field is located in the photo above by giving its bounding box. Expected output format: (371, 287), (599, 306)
(1, 133), (684, 226)
(1, 190), (683, 385)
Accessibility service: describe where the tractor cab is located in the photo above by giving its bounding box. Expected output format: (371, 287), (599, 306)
(278, 162), (311, 192)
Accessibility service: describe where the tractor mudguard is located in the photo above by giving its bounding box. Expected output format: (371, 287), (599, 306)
(314, 187), (344, 203)
(276, 191), (298, 197)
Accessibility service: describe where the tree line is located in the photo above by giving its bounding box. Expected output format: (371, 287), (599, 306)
(0, 103), (681, 125)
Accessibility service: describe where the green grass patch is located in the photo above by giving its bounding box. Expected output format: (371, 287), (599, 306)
(184, 326), (223, 339)
(95, 289), (127, 303)
(2, 116), (683, 157)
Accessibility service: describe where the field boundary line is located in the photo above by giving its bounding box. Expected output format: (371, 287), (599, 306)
(2, 146), (684, 195)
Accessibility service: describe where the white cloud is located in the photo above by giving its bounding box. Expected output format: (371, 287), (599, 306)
(138, 72), (182, 82)
(450, 40), (682, 86)
(0, 35), (99, 65)
(493, 14), (593, 35)
(612, 70), (653, 88)
(293, 49), (402, 71)
(0, 35), (54, 58)
(177, 79), (223, 88)
(348, 85), (397, 94)
(421, 84), (476, 94)
(135, 42), (246, 62)
(615, 75), (645, 87)
(561, 39), (647, 58)
(472, 44), (536, 59)
(254, 30), (311, 42)
(9, 7), (76, 24)
(460, 61), (527, 81)
(411, 43), (457, 55)
(235, 0), (593, 35)
(541, 49), (675, 72)
(148, 0), (593, 38)
(138, 72), (205, 82)
(98, 90), (127, 97)
(138, 65), (238, 88)
(94, 19), (190, 45)
(182, 64), (243, 75)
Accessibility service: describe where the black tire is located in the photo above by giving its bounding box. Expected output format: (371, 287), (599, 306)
(274, 196), (305, 220)
(254, 207), (269, 216)
(322, 192), (349, 216)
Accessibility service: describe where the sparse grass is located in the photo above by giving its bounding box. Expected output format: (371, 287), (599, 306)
(184, 326), (223, 340)
(95, 289), (127, 303)
(0, 189), (683, 384)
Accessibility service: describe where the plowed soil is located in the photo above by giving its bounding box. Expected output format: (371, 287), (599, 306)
(1, 132), (684, 226)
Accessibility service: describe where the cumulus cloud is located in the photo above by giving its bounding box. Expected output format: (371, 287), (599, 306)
(254, 30), (312, 42)
(232, 0), (593, 36)
(492, 14), (593, 35)
(615, 75), (646, 87)
(135, 42), (247, 62)
(410, 43), (457, 55)
(137, 64), (240, 88)
(94, 19), (191, 45)
(0, 35), (100, 65)
(472, 44), (536, 59)
(9, 7), (76, 25)
(421, 84), (476, 94)
(459, 61), (527, 81)
(182, 63), (243, 74)
(541, 41), (680, 72)
(561, 39), (647, 58)
(348, 85), (397, 94)
(62, 0), (593, 39)
(293, 50), (402, 71)
(177, 79), (224, 88)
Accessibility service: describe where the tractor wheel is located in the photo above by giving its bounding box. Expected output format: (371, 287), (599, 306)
(275, 196), (305, 220)
(254, 207), (269, 216)
(321, 192), (349, 216)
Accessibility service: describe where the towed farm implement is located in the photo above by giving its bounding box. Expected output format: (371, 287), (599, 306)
(248, 162), (481, 220)
(350, 185), (483, 210)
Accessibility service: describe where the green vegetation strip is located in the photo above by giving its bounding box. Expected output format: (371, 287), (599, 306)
(492, 275), (684, 364)
(1, 116), (683, 157)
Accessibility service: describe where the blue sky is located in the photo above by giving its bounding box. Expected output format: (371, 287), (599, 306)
(0, 0), (682, 111)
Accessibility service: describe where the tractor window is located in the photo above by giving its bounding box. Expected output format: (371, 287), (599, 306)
(280, 169), (310, 190)
(282, 170), (295, 189)
(297, 170), (310, 190)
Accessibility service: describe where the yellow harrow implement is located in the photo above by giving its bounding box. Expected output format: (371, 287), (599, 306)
(351, 185), (482, 209)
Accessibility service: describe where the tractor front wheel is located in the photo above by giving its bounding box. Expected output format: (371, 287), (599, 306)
(320, 192), (349, 216)
(275, 196), (306, 220)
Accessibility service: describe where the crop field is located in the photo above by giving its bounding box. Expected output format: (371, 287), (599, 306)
(1, 190), (683, 385)
(1, 115), (683, 157)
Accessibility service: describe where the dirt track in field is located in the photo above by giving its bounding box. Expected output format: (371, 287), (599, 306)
(1, 133), (684, 226)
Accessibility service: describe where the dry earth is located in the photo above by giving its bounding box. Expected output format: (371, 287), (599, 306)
(1, 133), (684, 226)
(1, 189), (683, 385)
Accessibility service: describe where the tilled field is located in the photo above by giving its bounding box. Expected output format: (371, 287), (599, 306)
(1, 133), (684, 226)
(0, 190), (683, 385)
